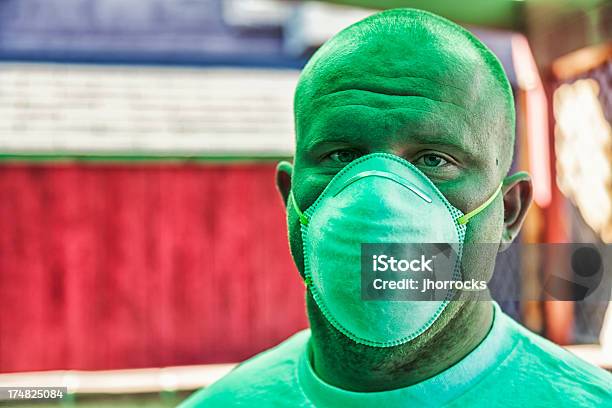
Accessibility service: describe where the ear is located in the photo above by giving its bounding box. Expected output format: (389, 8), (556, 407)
(500, 171), (533, 250)
(275, 161), (293, 207)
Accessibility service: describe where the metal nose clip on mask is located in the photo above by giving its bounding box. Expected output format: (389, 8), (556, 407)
(289, 153), (502, 348)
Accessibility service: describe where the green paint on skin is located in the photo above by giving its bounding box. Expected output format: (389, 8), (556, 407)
(277, 9), (528, 391)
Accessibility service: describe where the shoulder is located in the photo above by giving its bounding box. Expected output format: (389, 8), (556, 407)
(498, 313), (611, 406)
(179, 330), (311, 407)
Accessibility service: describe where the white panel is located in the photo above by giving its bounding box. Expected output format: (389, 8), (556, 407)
(222, 0), (293, 28)
(0, 63), (299, 156)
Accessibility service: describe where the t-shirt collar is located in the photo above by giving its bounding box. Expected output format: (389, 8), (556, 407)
(297, 302), (517, 408)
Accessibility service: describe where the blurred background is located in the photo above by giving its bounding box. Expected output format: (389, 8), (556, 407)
(0, 0), (610, 406)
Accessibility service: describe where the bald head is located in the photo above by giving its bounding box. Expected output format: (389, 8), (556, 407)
(276, 10), (532, 381)
(278, 10), (532, 373)
(284, 7), (522, 284)
(294, 8), (515, 176)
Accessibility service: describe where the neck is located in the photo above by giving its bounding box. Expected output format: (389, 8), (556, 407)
(307, 296), (494, 392)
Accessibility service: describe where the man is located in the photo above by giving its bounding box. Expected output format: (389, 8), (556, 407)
(182, 8), (611, 407)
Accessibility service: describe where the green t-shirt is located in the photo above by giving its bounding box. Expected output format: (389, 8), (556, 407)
(181, 303), (611, 407)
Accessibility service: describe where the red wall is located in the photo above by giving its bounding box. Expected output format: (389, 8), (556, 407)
(0, 162), (308, 373)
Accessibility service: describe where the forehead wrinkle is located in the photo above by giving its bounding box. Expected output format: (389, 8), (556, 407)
(369, 73), (470, 97)
(301, 103), (475, 155)
(306, 60), (480, 117)
(299, 68), (484, 153)
(309, 102), (465, 130)
(308, 90), (473, 135)
(314, 89), (468, 113)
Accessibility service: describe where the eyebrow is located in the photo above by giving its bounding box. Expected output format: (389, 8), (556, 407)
(301, 133), (366, 155)
(302, 129), (475, 159)
(403, 132), (472, 152)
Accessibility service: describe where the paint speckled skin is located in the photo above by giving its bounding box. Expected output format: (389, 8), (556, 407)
(286, 8), (519, 391)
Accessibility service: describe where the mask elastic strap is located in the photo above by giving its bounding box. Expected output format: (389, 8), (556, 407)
(456, 183), (503, 225)
(289, 191), (309, 226)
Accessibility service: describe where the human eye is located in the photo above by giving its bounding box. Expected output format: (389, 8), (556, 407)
(413, 152), (451, 168)
(411, 150), (463, 181)
(324, 149), (362, 165)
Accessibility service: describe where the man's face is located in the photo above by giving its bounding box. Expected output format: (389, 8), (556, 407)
(276, 27), (531, 350)
(289, 33), (509, 276)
